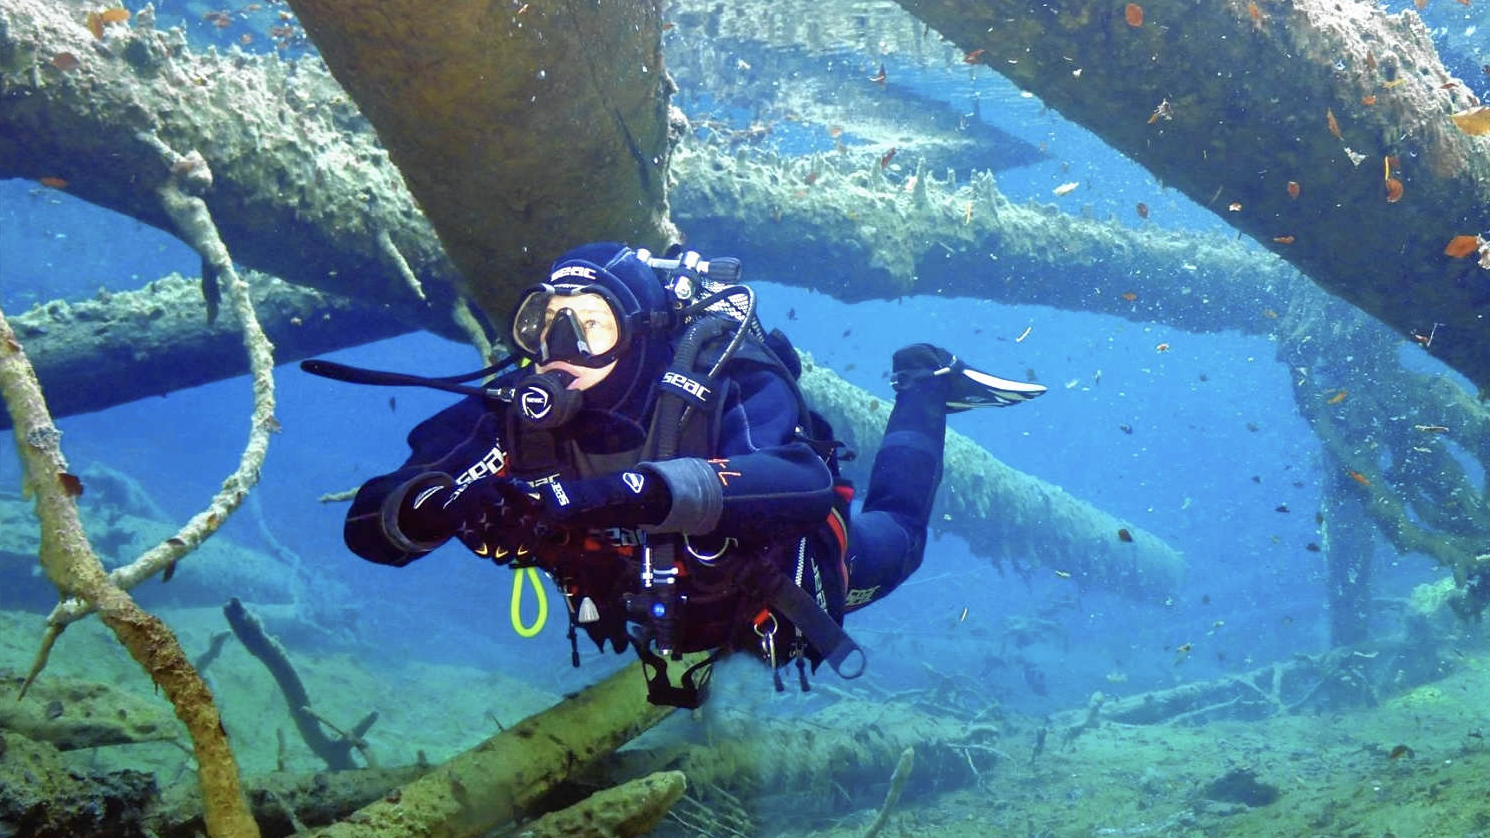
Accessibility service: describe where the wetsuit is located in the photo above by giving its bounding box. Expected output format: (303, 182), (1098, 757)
(343, 337), (946, 666)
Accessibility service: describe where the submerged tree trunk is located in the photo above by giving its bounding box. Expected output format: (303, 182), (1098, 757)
(893, 0), (1490, 394)
(280, 0), (680, 323)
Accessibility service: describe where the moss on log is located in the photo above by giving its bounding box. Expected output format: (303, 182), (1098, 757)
(280, 0), (680, 322)
(0, 0), (458, 328)
(892, 0), (1490, 393)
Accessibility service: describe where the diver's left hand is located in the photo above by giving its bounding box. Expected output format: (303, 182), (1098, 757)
(535, 471), (670, 529)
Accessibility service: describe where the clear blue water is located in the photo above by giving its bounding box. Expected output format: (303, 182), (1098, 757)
(1, 0), (1479, 721)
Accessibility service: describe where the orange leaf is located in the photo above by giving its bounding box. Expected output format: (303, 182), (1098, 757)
(1444, 235), (1481, 258)
(1124, 3), (1144, 26)
(1326, 108), (1342, 139)
(1384, 177), (1404, 203)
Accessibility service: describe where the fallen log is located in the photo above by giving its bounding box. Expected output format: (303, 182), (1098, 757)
(891, 0), (1490, 393)
(301, 661), (675, 838)
(0, 273), (413, 425)
(0, 0), (460, 330)
(0, 669), (179, 750)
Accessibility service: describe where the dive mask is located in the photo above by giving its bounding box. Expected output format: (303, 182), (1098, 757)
(511, 283), (632, 368)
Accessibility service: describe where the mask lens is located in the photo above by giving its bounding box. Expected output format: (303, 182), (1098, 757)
(512, 286), (624, 365)
(511, 290), (554, 356)
(545, 292), (620, 357)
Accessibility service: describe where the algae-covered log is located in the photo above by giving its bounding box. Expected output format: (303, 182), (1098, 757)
(281, 0), (679, 323)
(304, 662), (674, 838)
(0, 0), (459, 330)
(0, 273), (409, 426)
(670, 139), (1300, 338)
(0, 670), (179, 750)
(800, 353), (1185, 599)
(148, 765), (429, 838)
(892, 0), (1490, 393)
(517, 771), (686, 838)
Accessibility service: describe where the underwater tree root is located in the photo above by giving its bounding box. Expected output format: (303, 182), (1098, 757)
(21, 144), (280, 691)
(0, 309), (261, 838)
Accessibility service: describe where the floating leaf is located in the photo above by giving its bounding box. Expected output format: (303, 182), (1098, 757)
(1326, 108), (1342, 139)
(1384, 177), (1404, 203)
(1124, 3), (1144, 26)
(1444, 235), (1481, 258)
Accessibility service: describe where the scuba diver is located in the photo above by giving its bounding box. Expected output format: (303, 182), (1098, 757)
(306, 242), (1045, 707)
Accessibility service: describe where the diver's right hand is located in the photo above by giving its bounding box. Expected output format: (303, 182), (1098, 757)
(393, 473), (540, 562)
(442, 477), (545, 563)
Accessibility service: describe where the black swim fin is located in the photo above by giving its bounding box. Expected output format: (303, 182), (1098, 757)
(891, 344), (1047, 412)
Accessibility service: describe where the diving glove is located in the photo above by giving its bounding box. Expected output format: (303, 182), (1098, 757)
(536, 470), (671, 529)
(391, 473), (544, 562)
(891, 343), (1047, 412)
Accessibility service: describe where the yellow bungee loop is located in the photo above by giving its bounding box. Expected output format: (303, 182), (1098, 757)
(509, 565), (548, 638)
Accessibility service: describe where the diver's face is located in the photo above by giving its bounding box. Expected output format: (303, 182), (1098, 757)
(536, 293), (619, 391)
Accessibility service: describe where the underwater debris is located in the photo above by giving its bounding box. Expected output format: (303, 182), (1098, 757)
(1444, 235), (1482, 258)
(1202, 768), (1280, 806)
(1124, 3), (1144, 27)
(1286, 180), (1300, 199)
(1135, 202), (1149, 218)
(57, 472), (83, 497)
(1326, 108), (1342, 139)
(1384, 176), (1404, 203)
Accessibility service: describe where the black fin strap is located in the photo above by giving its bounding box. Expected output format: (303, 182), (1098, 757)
(769, 583), (866, 679)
